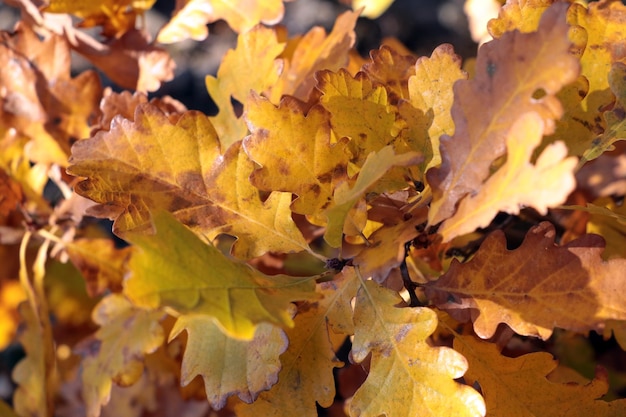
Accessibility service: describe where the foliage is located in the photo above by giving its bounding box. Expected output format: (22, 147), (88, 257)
(1, 0), (626, 416)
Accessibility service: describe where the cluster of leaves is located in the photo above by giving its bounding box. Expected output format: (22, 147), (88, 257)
(2, 0), (626, 416)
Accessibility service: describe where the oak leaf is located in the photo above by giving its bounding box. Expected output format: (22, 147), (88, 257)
(426, 222), (626, 340)
(124, 211), (317, 339)
(269, 9), (359, 104)
(234, 270), (356, 416)
(584, 197), (626, 259)
(350, 280), (485, 417)
(205, 25), (285, 148)
(455, 335), (626, 417)
(324, 146), (421, 247)
(361, 45), (416, 103)
(44, 0), (156, 38)
(318, 69), (401, 167)
(0, 169), (23, 217)
(170, 316), (286, 409)
(0, 280), (24, 350)
(244, 93), (351, 216)
(157, 0), (291, 43)
(438, 112), (577, 241)
(68, 103), (311, 259)
(426, 3), (579, 225)
(487, 0), (553, 39)
(402, 43), (467, 170)
(77, 294), (164, 417)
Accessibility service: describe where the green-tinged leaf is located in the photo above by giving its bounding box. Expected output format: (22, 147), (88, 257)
(124, 210), (317, 339)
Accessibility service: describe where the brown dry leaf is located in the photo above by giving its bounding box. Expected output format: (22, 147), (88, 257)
(361, 45), (416, 103)
(244, 93), (351, 217)
(206, 25), (285, 148)
(269, 9), (359, 104)
(352, 206), (427, 282)
(426, 222), (626, 340)
(170, 317), (286, 409)
(0, 23), (102, 165)
(74, 29), (174, 93)
(77, 294), (164, 417)
(157, 0), (292, 43)
(65, 238), (132, 297)
(426, 3), (579, 225)
(455, 335), (626, 416)
(349, 280), (485, 417)
(68, 103), (311, 259)
(44, 0), (156, 39)
(0, 169), (23, 217)
(233, 270), (356, 417)
(438, 112), (577, 241)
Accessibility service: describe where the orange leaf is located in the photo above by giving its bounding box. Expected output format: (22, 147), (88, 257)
(0, 169), (23, 217)
(361, 45), (416, 103)
(455, 335), (626, 416)
(426, 222), (626, 340)
(269, 10), (359, 103)
(426, 3), (579, 225)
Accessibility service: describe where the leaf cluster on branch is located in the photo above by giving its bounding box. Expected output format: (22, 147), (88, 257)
(2, 0), (626, 416)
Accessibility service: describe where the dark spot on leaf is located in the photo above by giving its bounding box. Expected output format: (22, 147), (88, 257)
(309, 183), (321, 195)
(486, 60), (496, 77)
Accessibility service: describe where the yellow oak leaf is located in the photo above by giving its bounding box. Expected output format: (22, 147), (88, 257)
(403, 43), (467, 170)
(352, 0), (395, 19)
(234, 270), (356, 416)
(44, 0), (155, 38)
(77, 294), (164, 417)
(170, 316), (286, 409)
(243, 93), (351, 216)
(157, 0), (291, 43)
(361, 45), (416, 102)
(426, 3), (579, 225)
(124, 210), (317, 339)
(205, 25), (285, 149)
(349, 280), (485, 417)
(426, 222), (626, 340)
(438, 112), (577, 241)
(487, 0), (553, 38)
(324, 146), (421, 247)
(68, 103), (311, 259)
(318, 69), (400, 167)
(455, 335), (626, 417)
(269, 9), (359, 104)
